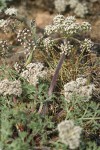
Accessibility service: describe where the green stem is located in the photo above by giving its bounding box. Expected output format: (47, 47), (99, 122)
(25, 50), (34, 66)
(80, 117), (100, 120)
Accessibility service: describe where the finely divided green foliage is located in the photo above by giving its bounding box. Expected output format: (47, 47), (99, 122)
(0, 67), (100, 149)
(0, 76), (55, 150)
(0, 0), (13, 11)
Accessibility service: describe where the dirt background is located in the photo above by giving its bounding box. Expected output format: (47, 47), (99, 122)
(7, 0), (100, 41)
(17, 1), (100, 38)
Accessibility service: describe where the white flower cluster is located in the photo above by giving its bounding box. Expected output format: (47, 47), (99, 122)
(63, 17), (80, 35)
(74, 2), (88, 18)
(0, 8), (17, 28)
(54, 0), (88, 18)
(14, 62), (21, 73)
(0, 8), (17, 29)
(0, 19), (11, 34)
(64, 77), (95, 102)
(5, 8), (18, 16)
(43, 37), (54, 50)
(69, 0), (78, 9)
(53, 14), (65, 25)
(80, 39), (94, 52)
(20, 62), (47, 86)
(0, 40), (10, 56)
(0, 79), (22, 96)
(45, 15), (91, 36)
(45, 25), (53, 35)
(17, 28), (36, 59)
(80, 22), (91, 31)
(54, 0), (67, 13)
(58, 120), (82, 149)
(0, 19), (8, 28)
(59, 41), (73, 55)
(64, 15), (76, 24)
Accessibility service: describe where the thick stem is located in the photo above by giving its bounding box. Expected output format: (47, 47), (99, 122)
(40, 53), (65, 115)
(48, 53), (65, 96)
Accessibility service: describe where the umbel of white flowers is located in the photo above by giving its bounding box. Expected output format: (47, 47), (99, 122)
(45, 15), (91, 36)
(58, 120), (82, 149)
(64, 77), (95, 102)
(0, 79), (22, 96)
(20, 62), (47, 86)
(44, 15), (92, 56)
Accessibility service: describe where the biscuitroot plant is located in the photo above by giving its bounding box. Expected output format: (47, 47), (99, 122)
(0, 9), (95, 118)
(44, 15), (93, 96)
(0, 9), (93, 97)
(0, 8), (100, 150)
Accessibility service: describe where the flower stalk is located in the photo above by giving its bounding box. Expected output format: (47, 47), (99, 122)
(48, 52), (65, 96)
